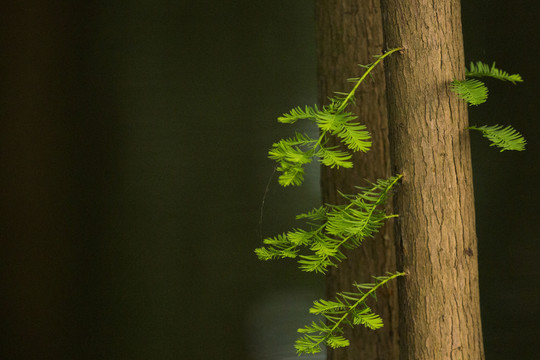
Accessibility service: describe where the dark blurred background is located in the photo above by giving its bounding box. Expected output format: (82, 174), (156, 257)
(1, 1), (538, 359)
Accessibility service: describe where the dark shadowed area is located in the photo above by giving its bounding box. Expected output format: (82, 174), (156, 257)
(1, 1), (538, 359)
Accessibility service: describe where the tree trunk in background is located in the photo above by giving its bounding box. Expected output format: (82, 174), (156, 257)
(316, 1), (398, 359)
(1, 3), (80, 359)
(380, 1), (485, 359)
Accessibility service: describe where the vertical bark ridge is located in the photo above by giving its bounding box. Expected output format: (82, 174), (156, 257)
(380, 1), (485, 359)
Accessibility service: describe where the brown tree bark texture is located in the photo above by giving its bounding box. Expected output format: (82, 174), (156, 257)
(380, 1), (485, 359)
(316, 1), (398, 359)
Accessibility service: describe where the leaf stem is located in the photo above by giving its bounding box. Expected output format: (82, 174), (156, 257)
(332, 174), (402, 248)
(337, 47), (402, 113)
(330, 273), (405, 331)
(311, 272), (406, 350)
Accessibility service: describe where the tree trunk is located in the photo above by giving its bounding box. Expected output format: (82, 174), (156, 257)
(380, 1), (485, 359)
(316, 1), (399, 359)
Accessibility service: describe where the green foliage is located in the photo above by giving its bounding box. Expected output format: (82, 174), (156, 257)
(295, 272), (406, 355)
(257, 49), (404, 355)
(451, 61), (522, 106)
(255, 175), (402, 274)
(468, 125), (526, 152)
(450, 61), (526, 151)
(269, 48), (402, 187)
(466, 61), (523, 84)
(451, 79), (488, 106)
(269, 108), (365, 186)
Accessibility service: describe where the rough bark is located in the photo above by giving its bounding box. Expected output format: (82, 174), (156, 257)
(380, 1), (485, 359)
(316, 1), (399, 359)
